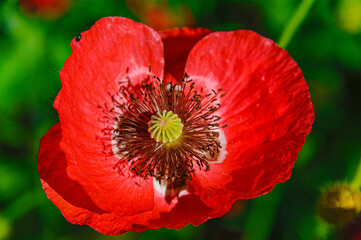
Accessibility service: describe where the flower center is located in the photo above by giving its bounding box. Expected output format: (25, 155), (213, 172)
(110, 74), (226, 183)
(148, 110), (183, 143)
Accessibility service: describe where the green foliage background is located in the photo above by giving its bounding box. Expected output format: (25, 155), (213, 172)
(0, 0), (360, 239)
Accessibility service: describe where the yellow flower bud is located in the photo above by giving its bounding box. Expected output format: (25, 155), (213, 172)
(317, 183), (361, 225)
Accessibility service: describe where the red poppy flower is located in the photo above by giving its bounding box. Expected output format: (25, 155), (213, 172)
(20, 0), (71, 19)
(38, 17), (314, 235)
(127, 0), (194, 30)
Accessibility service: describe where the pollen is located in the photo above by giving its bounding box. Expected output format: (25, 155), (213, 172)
(148, 110), (183, 143)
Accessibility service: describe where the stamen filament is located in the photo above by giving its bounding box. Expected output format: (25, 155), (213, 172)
(111, 74), (225, 182)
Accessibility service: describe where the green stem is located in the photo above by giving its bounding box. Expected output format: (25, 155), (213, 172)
(351, 157), (361, 189)
(278, 0), (316, 49)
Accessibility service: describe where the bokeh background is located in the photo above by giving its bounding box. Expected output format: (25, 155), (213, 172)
(0, 0), (360, 239)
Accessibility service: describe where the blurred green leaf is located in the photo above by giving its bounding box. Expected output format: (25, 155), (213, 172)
(0, 161), (31, 202)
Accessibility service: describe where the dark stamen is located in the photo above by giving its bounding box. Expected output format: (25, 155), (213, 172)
(110, 74), (226, 183)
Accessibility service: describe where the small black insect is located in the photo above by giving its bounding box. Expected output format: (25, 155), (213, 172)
(75, 34), (81, 42)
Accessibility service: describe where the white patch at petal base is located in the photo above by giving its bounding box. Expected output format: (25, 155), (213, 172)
(152, 178), (189, 202)
(153, 178), (167, 196)
(214, 128), (228, 163)
(111, 120), (125, 158)
(178, 189), (188, 198)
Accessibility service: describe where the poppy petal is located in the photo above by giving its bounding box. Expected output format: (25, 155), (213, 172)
(185, 30), (314, 205)
(54, 17), (164, 215)
(187, 162), (240, 210)
(39, 124), (231, 235)
(159, 27), (213, 80)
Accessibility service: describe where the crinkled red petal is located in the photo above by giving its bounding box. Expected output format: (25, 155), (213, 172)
(187, 162), (240, 210)
(185, 30), (314, 206)
(159, 27), (213, 80)
(54, 17), (165, 215)
(38, 124), (232, 235)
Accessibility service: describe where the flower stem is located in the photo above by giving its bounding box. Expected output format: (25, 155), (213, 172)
(278, 0), (316, 49)
(351, 157), (361, 189)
